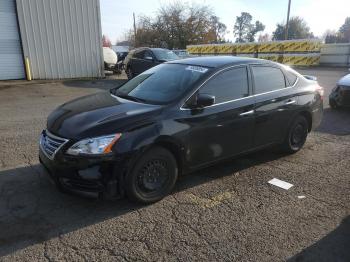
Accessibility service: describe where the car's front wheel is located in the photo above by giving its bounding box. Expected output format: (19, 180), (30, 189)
(126, 67), (134, 79)
(125, 147), (178, 203)
(281, 115), (309, 154)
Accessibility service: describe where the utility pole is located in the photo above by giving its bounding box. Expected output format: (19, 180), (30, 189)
(133, 13), (137, 47)
(285, 0), (292, 40)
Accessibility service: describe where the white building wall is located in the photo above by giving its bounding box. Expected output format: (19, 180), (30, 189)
(320, 43), (350, 67)
(16, 0), (104, 79)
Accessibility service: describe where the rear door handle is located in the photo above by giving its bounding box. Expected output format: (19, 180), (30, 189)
(285, 100), (296, 105)
(239, 110), (255, 116)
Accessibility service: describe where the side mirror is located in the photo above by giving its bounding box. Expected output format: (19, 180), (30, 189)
(196, 93), (215, 108)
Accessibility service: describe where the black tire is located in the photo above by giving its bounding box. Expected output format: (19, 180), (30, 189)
(125, 147), (178, 203)
(126, 67), (134, 79)
(329, 98), (339, 109)
(281, 115), (309, 154)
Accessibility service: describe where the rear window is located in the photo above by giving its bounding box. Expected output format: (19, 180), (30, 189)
(152, 49), (178, 60)
(285, 70), (298, 86)
(134, 50), (146, 59)
(252, 66), (286, 94)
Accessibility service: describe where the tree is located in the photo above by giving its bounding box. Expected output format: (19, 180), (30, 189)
(207, 16), (227, 43)
(258, 33), (271, 42)
(272, 16), (314, 40)
(233, 12), (265, 42)
(125, 2), (226, 49)
(247, 21), (265, 42)
(102, 35), (112, 47)
(339, 17), (350, 42)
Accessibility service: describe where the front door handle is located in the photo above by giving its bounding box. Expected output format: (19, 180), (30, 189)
(239, 110), (255, 116)
(285, 100), (296, 105)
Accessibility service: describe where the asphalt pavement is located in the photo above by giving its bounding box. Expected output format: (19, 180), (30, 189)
(0, 68), (349, 261)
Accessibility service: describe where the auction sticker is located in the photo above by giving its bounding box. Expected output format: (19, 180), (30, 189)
(185, 66), (208, 73)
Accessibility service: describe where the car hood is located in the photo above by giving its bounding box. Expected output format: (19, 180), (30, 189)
(47, 91), (162, 140)
(338, 74), (350, 86)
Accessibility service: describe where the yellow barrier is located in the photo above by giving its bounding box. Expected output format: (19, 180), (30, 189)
(216, 44), (235, 54)
(282, 41), (320, 52)
(258, 54), (280, 62)
(258, 42), (283, 53)
(282, 55), (320, 66)
(186, 40), (321, 66)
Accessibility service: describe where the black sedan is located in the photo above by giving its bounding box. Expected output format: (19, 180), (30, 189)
(124, 47), (178, 79)
(39, 56), (323, 203)
(329, 73), (350, 109)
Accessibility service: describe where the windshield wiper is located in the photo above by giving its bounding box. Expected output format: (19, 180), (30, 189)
(112, 91), (147, 103)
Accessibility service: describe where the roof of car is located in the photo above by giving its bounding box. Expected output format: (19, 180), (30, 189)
(133, 47), (169, 52)
(167, 56), (270, 68)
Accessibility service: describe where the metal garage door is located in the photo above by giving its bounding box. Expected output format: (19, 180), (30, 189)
(0, 0), (25, 80)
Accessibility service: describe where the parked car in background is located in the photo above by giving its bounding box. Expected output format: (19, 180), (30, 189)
(112, 45), (129, 62)
(329, 74), (350, 109)
(103, 47), (118, 71)
(173, 49), (191, 59)
(39, 56), (323, 203)
(124, 47), (179, 79)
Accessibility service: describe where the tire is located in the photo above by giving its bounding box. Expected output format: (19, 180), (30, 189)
(329, 98), (339, 109)
(280, 115), (309, 154)
(126, 67), (134, 79)
(125, 147), (178, 203)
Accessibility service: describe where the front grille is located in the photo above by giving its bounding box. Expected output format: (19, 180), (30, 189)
(40, 130), (68, 160)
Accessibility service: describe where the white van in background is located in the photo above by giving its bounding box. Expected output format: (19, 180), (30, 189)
(103, 47), (118, 71)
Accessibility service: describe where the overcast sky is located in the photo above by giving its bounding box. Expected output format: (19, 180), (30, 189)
(100, 0), (350, 44)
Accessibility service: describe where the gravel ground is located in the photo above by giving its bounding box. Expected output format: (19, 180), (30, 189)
(0, 68), (349, 261)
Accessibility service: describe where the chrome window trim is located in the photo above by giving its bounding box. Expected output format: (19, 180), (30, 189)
(39, 130), (69, 160)
(180, 64), (299, 111)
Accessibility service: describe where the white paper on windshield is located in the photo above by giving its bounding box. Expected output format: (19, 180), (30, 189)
(185, 66), (208, 73)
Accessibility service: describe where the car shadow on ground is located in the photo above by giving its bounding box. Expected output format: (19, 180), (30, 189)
(0, 149), (286, 257)
(287, 216), (350, 262)
(315, 107), (350, 136)
(63, 79), (127, 91)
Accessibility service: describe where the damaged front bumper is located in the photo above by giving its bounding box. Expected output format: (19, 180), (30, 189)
(39, 146), (127, 199)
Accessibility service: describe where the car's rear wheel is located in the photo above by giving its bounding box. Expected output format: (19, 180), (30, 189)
(126, 67), (134, 79)
(281, 115), (309, 154)
(125, 147), (178, 203)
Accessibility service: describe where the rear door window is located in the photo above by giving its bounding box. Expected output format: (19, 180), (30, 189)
(134, 50), (146, 59)
(252, 66), (286, 94)
(143, 50), (154, 60)
(284, 70), (298, 86)
(199, 67), (249, 104)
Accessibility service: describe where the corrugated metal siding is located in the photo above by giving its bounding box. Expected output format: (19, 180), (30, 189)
(16, 0), (104, 79)
(0, 0), (25, 80)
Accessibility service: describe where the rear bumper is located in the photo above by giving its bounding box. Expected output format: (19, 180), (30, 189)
(39, 147), (125, 198)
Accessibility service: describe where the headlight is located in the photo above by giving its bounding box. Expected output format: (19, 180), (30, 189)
(66, 134), (122, 156)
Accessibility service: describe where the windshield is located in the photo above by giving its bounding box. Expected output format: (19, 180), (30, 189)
(152, 49), (179, 61)
(112, 64), (209, 104)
